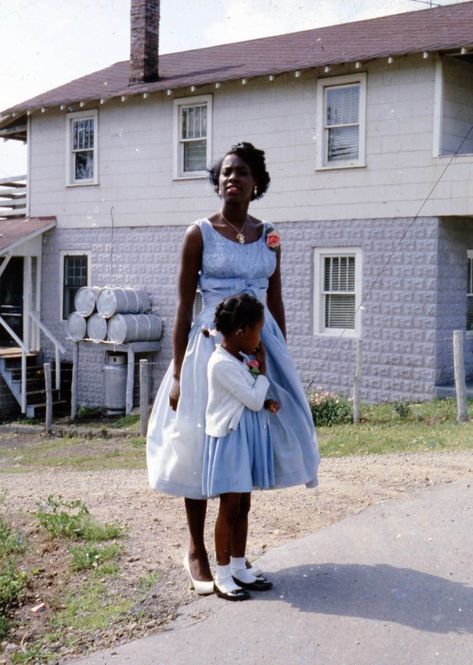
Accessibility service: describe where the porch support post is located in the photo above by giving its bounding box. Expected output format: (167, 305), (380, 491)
(21, 351), (26, 414)
(23, 256), (32, 352)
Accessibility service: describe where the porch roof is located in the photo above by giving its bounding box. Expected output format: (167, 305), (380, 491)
(0, 216), (56, 254)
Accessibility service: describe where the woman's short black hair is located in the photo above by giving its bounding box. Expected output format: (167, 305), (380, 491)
(208, 142), (271, 200)
(214, 293), (264, 336)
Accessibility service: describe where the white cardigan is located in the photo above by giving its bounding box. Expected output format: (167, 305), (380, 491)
(205, 345), (270, 437)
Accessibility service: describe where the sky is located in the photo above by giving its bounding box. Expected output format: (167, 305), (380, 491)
(0, 0), (470, 176)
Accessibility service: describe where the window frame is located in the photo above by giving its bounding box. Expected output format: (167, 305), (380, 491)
(316, 73), (367, 170)
(66, 110), (99, 186)
(173, 95), (213, 179)
(467, 250), (473, 336)
(313, 247), (363, 337)
(60, 251), (91, 321)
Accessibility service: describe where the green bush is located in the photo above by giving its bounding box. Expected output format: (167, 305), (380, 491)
(0, 561), (27, 610)
(308, 389), (353, 427)
(393, 400), (411, 420)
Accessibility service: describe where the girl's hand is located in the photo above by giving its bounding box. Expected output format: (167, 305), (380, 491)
(254, 343), (267, 375)
(264, 399), (280, 414)
(169, 378), (181, 411)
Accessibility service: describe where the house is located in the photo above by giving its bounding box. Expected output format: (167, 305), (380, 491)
(1, 0), (473, 418)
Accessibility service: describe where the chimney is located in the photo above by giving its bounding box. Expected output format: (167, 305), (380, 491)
(129, 0), (160, 84)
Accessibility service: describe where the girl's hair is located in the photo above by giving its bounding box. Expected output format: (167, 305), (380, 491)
(208, 142), (271, 200)
(214, 293), (264, 336)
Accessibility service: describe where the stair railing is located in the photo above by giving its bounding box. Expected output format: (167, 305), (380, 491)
(29, 311), (66, 391)
(0, 315), (28, 413)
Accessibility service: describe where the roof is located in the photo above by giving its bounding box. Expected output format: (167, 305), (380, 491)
(0, 217), (56, 254)
(2, 1), (473, 117)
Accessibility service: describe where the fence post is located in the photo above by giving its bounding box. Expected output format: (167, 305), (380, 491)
(44, 362), (52, 434)
(71, 342), (78, 420)
(453, 330), (468, 422)
(140, 359), (149, 437)
(353, 338), (363, 423)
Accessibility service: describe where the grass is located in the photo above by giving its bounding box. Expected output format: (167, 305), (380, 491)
(0, 515), (28, 637)
(319, 398), (473, 457)
(69, 542), (123, 572)
(35, 496), (124, 541)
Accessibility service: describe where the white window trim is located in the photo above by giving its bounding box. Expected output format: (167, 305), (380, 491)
(315, 73), (367, 171)
(467, 250), (473, 338)
(65, 110), (99, 186)
(313, 247), (363, 337)
(59, 251), (91, 321)
(173, 94), (212, 180)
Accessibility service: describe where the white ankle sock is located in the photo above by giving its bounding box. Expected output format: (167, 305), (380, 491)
(230, 557), (257, 584)
(215, 564), (241, 593)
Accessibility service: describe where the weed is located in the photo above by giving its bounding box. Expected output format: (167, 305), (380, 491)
(0, 614), (10, 638)
(308, 389), (353, 427)
(0, 518), (26, 556)
(0, 561), (28, 610)
(131, 436), (146, 448)
(69, 543), (123, 572)
(137, 571), (160, 591)
(11, 645), (52, 664)
(76, 405), (102, 419)
(36, 496), (124, 541)
(112, 414), (140, 429)
(393, 400), (411, 419)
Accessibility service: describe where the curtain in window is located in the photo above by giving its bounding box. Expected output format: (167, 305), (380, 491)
(72, 118), (94, 180)
(181, 104), (207, 172)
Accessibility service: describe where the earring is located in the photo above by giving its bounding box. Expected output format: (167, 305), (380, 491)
(253, 186), (258, 196)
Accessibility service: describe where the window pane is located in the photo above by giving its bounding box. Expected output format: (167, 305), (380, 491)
(63, 255), (88, 319)
(467, 297), (473, 330)
(328, 126), (359, 162)
(73, 119), (94, 150)
(181, 105), (207, 139)
(326, 85), (359, 126)
(74, 151), (94, 180)
(324, 256), (355, 291)
(325, 294), (355, 329)
(183, 139), (207, 172)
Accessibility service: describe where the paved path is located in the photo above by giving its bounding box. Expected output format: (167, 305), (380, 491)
(67, 479), (473, 665)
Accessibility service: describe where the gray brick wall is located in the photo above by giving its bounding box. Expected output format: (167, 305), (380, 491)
(39, 216), (473, 407)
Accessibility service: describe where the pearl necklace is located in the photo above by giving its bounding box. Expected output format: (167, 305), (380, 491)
(220, 212), (249, 244)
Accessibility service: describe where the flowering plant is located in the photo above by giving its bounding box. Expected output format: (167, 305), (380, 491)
(247, 359), (260, 376)
(265, 226), (281, 251)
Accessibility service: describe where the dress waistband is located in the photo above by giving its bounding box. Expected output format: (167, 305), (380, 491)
(198, 276), (269, 311)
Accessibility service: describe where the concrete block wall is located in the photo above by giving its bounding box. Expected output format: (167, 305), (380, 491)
(281, 216), (440, 403)
(38, 215), (473, 407)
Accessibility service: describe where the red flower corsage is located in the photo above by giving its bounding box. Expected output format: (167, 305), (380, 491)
(265, 226), (281, 251)
(247, 359), (260, 376)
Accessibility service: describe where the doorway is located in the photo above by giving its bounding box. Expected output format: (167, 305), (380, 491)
(0, 257), (24, 347)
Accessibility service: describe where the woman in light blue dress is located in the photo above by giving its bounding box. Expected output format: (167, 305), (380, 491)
(147, 142), (320, 592)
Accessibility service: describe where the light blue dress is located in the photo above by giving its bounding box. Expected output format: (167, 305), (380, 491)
(147, 218), (320, 500)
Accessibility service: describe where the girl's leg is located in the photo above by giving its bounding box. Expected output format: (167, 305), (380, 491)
(230, 492), (251, 557)
(185, 498), (212, 582)
(214, 493), (250, 600)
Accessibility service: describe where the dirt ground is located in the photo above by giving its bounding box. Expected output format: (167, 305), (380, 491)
(1, 436), (472, 661)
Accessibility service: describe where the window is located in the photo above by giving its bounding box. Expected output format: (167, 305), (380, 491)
(316, 73), (366, 169)
(467, 251), (473, 331)
(61, 253), (89, 320)
(66, 111), (98, 185)
(173, 95), (212, 178)
(313, 248), (362, 336)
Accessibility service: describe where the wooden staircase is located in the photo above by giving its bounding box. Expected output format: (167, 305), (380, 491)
(0, 352), (72, 418)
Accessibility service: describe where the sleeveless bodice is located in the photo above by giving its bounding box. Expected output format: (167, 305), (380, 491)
(196, 218), (277, 312)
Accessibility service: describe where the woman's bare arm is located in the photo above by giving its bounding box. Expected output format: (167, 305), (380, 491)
(168, 225), (203, 410)
(266, 247), (286, 339)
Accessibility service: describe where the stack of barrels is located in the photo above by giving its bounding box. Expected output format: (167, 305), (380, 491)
(67, 287), (162, 344)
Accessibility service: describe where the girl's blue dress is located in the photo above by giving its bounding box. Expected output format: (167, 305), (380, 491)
(202, 405), (275, 497)
(147, 219), (320, 499)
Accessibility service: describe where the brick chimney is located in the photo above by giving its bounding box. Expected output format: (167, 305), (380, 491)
(129, 0), (160, 84)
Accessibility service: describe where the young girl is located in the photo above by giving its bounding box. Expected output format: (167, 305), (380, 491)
(202, 293), (279, 601)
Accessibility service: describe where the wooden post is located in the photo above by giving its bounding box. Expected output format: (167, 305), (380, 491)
(453, 330), (468, 422)
(126, 348), (135, 415)
(140, 359), (149, 437)
(353, 338), (362, 423)
(71, 342), (78, 420)
(44, 362), (52, 434)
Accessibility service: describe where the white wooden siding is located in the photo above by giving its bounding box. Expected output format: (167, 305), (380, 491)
(29, 54), (473, 228)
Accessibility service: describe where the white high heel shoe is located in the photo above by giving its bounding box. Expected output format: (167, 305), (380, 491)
(183, 555), (214, 595)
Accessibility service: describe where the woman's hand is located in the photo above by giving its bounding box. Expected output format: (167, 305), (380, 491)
(169, 378), (181, 411)
(254, 342), (267, 375)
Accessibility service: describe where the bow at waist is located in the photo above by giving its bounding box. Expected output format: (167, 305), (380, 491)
(198, 275), (269, 311)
